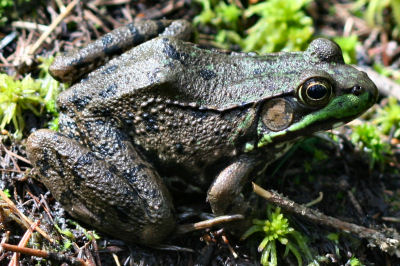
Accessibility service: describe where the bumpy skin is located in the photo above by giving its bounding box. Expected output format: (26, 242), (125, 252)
(26, 20), (378, 245)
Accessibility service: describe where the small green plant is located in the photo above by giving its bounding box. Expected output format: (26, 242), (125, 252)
(351, 123), (391, 169)
(374, 97), (400, 137)
(0, 57), (62, 138)
(333, 35), (359, 64)
(348, 256), (363, 266)
(194, 0), (314, 53)
(242, 205), (312, 266)
(1, 189), (10, 198)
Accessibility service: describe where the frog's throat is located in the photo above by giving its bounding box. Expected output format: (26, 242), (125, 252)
(257, 92), (374, 147)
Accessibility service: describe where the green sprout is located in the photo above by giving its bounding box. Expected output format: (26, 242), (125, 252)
(348, 256), (363, 266)
(1, 189), (10, 198)
(0, 57), (62, 138)
(333, 35), (359, 64)
(194, 0), (314, 53)
(374, 97), (400, 137)
(351, 123), (391, 169)
(242, 205), (312, 266)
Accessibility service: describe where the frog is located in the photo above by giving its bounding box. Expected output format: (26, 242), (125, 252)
(26, 19), (378, 245)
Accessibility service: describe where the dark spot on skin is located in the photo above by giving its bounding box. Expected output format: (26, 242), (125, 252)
(162, 39), (189, 65)
(104, 45), (123, 57)
(71, 152), (96, 186)
(253, 68), (262, 75)
(38, 151), (50, 177)
(142, 113), (158, 132)
(95, 119), (105, 126)
(70, 57), (88, 67)
(191, 110), (208, 119)
(127, 23), (145, 45)
(102, 34), (113, 46)
(198, 69), (217, 80)
(175, 143), (184, 154)
(75, 152), (95, 166)
(101, 65), (118, 75)
(99, 83), (117, 98)
(108, 165), (118, 174)
(122, 165), (146, 184)
(71, 93), (92, 111)
(334, 69), (342, 75)
(96, 142), (117, 156)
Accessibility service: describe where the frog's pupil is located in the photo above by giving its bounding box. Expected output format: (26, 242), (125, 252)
(307, 84), (327, 100)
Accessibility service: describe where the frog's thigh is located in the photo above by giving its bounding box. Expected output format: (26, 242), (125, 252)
(207, 156), (258, 216)
(26, 129), (175, 245)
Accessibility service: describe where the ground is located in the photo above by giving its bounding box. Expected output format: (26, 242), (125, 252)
(0, 0), (399, 265)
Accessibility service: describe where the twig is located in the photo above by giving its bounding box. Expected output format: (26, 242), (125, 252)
(88, 233), (101, 266)
(1, 243), (87, 266)
(382, 217), (400, 223)
(252, 182), (400, 257)
(1, 144), (31, 165)
(0, 190), (54, 244)
(304, 192), (323, 207)
(112, 253), (121, 266)
(9, 220), (39, 266)
(28, 0), (79, 55)
(175, 214), (244, 235)
(11, 22), (48, 32)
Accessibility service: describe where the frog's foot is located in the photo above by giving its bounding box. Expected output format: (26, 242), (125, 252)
(26, 129), (175, 245)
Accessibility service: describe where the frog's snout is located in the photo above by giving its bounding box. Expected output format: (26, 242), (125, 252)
(349, 71), (379, 106)
(359, 71), (379, 105)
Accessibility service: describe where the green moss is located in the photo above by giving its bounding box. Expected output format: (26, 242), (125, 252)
(350, 123), (391, 169)
(333, 35), (359, 64)
(0, 57), (64, 138)
(194, 0), (314, 53)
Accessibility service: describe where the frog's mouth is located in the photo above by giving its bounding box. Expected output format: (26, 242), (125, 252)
(257, 90), (376, 147)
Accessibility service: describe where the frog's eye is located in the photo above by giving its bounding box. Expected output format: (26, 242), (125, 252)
(298, 78), (332, 107)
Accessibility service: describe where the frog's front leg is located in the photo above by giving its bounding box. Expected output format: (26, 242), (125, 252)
(27, 117), (175, 245)
(50, 19), (193, 83)
(207, 156), (259, 218)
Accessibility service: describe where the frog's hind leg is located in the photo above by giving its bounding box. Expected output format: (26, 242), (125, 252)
(26, 128), (175, 245)
(50, 19), (193, 83)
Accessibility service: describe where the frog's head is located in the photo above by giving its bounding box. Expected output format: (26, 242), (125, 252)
(256, 38), (378, 148)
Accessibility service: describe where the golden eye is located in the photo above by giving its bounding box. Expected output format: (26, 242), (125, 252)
(298, 78), (332, 107)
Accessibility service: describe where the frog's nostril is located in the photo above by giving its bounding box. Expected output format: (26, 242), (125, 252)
(351, 85), (363, 96)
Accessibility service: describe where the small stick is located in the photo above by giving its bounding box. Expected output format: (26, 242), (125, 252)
(1, 243), (87, 266)
(252, 182), (400, 257)
(9, 220), (40, 266)
(175, 214), (244, 235)
(28, 0), (79, 55)
(0, 190), (54, 243)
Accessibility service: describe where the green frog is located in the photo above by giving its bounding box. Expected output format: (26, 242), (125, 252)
(26, 20), (378, 245)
